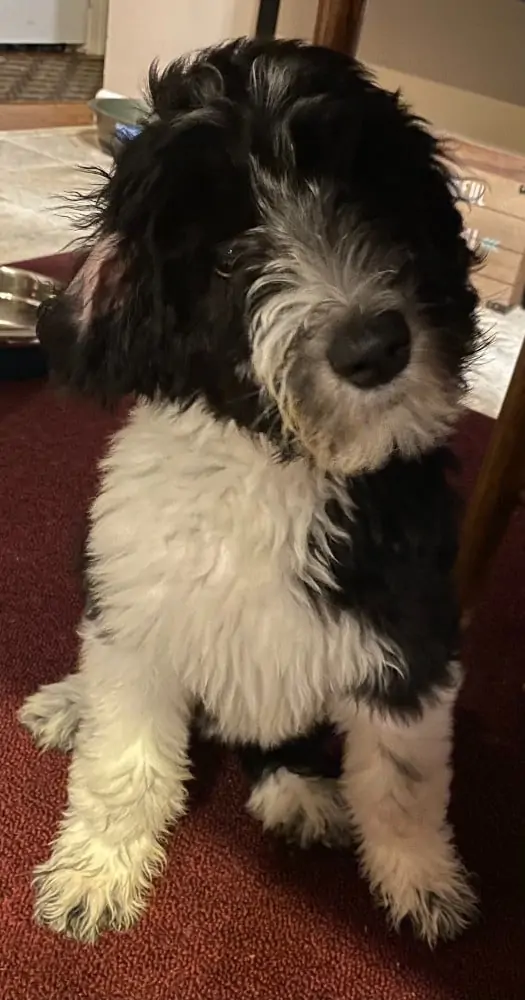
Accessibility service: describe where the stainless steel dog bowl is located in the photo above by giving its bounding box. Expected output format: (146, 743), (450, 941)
(0, 266), (63, 346)
(89, 97), (148, 155)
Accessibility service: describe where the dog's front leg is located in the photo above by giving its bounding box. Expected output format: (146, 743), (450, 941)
(337, 667), (477, 945)
(33, 623), (192, 943)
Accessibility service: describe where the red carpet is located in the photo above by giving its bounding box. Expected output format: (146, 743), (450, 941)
(0, 256), (524, 1000)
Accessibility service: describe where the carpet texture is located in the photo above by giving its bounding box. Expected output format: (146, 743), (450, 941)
(0, 256), (524, 1000)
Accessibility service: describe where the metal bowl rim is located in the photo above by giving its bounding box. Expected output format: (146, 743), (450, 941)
(0, 267), (64, 347)
(88, 97), (149, 122)
(0, 265), (64, 290)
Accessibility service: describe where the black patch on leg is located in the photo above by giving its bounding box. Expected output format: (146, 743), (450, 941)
(236, 722), (342, 783)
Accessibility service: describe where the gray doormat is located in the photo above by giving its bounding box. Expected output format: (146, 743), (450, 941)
(0, 49), (103, 103)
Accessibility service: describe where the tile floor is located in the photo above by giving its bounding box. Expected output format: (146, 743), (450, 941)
(0, 126), (110, 262)
(1, 124), (524, 420)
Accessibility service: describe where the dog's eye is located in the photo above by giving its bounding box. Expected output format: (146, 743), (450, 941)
(215, 246), (235, 279)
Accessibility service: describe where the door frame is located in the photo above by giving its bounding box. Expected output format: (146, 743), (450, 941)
(85, 0), (109, 56)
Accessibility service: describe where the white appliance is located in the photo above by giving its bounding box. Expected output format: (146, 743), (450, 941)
(0, 0), (89, 45)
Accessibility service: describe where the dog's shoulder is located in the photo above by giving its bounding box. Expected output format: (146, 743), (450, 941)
(310, 447), (461, 714)
(315, 446), (459, 582)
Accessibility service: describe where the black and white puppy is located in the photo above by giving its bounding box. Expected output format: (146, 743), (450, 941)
(20, 38), (481, 946)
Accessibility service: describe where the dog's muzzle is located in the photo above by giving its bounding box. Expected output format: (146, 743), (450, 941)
(327, 309), (411, 389)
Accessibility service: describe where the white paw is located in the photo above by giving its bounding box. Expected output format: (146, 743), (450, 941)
(19, 676), (82, 752)
(361, 829), (477, 946)
(247, 769), (351, 848)
(33, 828), (164, 943)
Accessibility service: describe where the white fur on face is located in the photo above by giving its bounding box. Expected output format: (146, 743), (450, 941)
(248, 175), (461, 476)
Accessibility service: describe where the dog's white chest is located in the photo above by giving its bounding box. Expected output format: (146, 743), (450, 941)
(90, 401), (381, 745)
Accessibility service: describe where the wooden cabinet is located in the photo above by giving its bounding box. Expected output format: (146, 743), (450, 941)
(452, 139), (525, 310)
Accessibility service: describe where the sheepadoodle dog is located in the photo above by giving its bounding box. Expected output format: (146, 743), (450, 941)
(20, 37), (481, 945)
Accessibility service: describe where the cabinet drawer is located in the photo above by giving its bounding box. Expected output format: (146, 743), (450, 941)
(454, 170), (525, 221)
(459, 204), (525, 255)
(475, 246), (525, 288)
(452, 137), (525, 217)
(472, 273), (520, 310)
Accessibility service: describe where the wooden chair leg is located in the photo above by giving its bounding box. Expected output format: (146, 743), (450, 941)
(255, 0), (281, 38)
(313, 0), (368, 56)
(456, 334), (525, 614)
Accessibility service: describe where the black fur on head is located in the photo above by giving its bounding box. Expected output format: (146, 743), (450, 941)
(39, 38), (482, 475)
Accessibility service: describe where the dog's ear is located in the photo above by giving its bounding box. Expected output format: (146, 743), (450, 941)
(147, 56), (228, 119)
(105, 99), (252, 250)
(71, 99), (253, 403)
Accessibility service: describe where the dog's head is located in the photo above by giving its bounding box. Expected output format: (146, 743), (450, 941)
(39, 38), (481, 475)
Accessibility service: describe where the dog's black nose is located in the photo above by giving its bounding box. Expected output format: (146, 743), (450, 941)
(327, 309), (411, 389)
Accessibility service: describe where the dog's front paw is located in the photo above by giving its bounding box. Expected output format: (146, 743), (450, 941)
(363, 830), (477, 946)
(19, 676), (81, 752)
(403, 877), (478, 946)
(33, 830), (164, 942)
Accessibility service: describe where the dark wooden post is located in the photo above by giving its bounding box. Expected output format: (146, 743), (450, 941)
(456, 334), (525, 613)
(255, 0), (281, 39)
(313, 0), (368, 56)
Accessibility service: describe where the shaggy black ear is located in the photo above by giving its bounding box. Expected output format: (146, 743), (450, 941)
(60, 97), (254, 404)
(104, 99), (252, 249)
(147, 56), (227, 118)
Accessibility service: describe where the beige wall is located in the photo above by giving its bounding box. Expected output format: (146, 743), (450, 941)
(277, 0), (317, 41)
(358, 0), (525, 154)
(359, 0), (525, 107)
(103, 0), (318, 97)
(104, 0), (256, 96)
